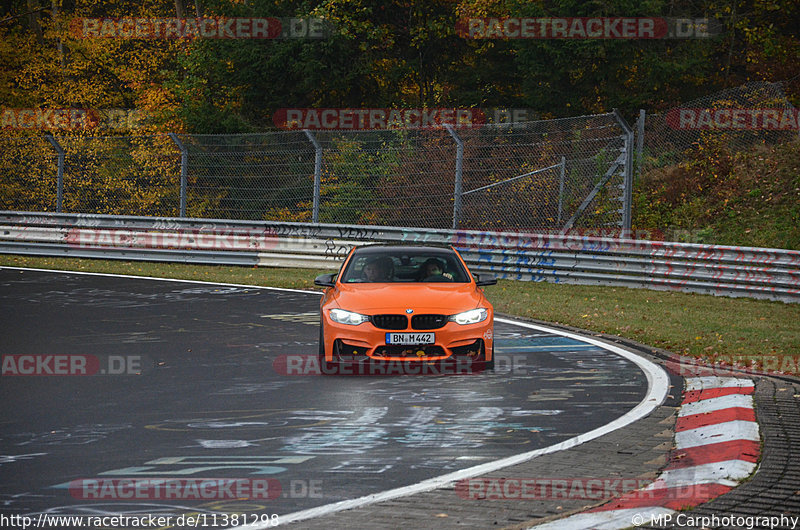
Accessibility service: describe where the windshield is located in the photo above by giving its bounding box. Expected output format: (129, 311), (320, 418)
(340, 249), (470, 283)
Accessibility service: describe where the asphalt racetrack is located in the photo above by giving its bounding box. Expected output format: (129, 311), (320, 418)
(0, 268), (652, 524)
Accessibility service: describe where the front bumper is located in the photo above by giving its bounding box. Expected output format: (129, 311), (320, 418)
(321, 317), (494, 364)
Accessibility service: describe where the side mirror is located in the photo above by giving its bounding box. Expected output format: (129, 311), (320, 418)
(475, 274), (497, 287)
(314, 273), (336, 287)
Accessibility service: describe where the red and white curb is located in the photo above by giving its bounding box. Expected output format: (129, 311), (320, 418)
(532, 376), (760, 530)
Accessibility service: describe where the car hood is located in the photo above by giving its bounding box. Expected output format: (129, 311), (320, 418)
(331, 283), (485, 314)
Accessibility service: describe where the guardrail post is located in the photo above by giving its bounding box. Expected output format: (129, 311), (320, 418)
(45, 135), (65, 213)
(168, 133), (188, 217)
(613, 110), (634, 233)
(304, 130), (323, 223)
(445, 125), (464, 230)
(557, 156), (566, 223)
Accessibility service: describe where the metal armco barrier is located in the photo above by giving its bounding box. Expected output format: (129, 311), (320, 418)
(1, 211), (798, 303)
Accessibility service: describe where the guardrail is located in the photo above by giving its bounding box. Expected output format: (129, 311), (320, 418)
(1, 211), (798, 303)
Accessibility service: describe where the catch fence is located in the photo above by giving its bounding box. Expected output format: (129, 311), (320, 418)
(0, 113), (634, 233)
(2, 80), (797, 244)
(635, 81), (798, 189)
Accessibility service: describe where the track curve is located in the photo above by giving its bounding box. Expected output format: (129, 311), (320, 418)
(0, 268), (667, 524)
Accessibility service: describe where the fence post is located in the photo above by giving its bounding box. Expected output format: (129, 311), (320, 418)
(168, 133), (188, 217)
(636, 109), (645, 185)
(303, 130), (323, 223)
(45, 135), (65, 213)
(557, 156), (566, 223)
(445, 125), (464, 230)
(613, 110), (634, 233)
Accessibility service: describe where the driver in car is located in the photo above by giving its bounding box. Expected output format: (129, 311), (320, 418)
(362, 256), (394, 282)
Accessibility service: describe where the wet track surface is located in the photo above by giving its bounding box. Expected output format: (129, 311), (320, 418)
(0, 269), (648, 521)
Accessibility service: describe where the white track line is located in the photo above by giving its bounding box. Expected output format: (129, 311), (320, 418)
(0, 266), (317, 295)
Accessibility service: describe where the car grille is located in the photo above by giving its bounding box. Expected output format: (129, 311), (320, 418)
(371, 314), (408, 330)
(411, 314), (447, 330)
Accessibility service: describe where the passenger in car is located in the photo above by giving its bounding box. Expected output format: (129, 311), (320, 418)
(420, 258), (453, 281)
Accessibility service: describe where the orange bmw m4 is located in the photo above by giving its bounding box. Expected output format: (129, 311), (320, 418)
(314, 245), (497, 373)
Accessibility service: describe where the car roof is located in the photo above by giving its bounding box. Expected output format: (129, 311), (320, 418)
(351, 244), (457, 256)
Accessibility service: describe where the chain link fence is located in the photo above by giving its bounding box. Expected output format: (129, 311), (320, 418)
(0, 114), (633, 232)
(636, 80), (798, 181)
(3, 83), (795, 234)
(177, 131), (316, 221)
(451, 114), (630, 232)
(0, 134), (181, 216)
(632, 80), (798, 243)
(1, 135), (60, 213)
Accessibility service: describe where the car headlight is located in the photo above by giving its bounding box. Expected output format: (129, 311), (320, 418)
(449, 308), (488, 325)
(329, 308), (370, 326)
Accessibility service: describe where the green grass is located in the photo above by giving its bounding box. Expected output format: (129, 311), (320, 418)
(0, 255), (325, 290)
(490, 280), (799, 363)
(2, 254), (798, 374)
(634, 140), (800, 249)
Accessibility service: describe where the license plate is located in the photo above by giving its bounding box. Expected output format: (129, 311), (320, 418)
(386, 332), (435, 345)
